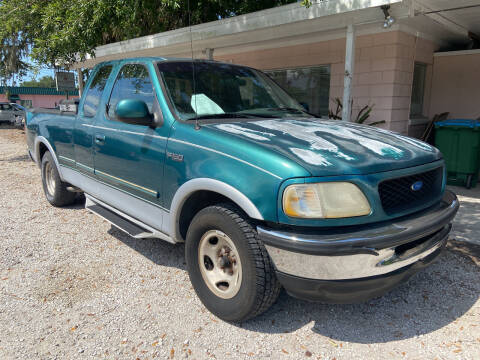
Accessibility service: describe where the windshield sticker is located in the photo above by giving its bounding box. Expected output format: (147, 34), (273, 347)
(191, 94), (225, 116)
(215, 124), (272, 141)
(290, 148), (332, 166)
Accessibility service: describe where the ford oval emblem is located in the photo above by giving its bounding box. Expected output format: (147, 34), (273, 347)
(411, 181), (423, 191)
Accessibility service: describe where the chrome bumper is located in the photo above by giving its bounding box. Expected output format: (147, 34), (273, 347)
(259, 191), (459, 281)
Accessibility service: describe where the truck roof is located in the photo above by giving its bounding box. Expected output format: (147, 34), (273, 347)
(92, 57), (222, 68)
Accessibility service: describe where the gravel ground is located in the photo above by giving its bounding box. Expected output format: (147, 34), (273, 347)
(0, 126), (479, 359)
(450, 185), (480, 247)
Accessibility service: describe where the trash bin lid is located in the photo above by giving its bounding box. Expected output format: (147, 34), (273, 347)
(435, 119), (480, 128)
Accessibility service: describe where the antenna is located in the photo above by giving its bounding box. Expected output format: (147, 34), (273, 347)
(187, 0), (200, 130)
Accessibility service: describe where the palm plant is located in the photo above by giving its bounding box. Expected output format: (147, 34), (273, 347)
(328, 98), (385, 126)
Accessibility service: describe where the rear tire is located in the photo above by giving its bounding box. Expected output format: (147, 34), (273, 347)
(185, 204), (281, 322)
(41, 151), (76, 207)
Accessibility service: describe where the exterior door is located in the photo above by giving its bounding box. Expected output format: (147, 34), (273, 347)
(92, 62), (168, 213)
(73, 64), (113, 175)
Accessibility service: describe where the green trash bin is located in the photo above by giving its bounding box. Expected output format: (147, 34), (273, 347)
(435, 119), (480, 189)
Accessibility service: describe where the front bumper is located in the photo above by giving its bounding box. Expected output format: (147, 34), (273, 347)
(258, 190), (459, 302)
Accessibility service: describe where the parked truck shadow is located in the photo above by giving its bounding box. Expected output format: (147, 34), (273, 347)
(109, 225), (479, 344)
(108, 226), (187, 270)
(62, 193), (88, 210)
(0, 154), (30, 163)
(244, 245), (479, 343)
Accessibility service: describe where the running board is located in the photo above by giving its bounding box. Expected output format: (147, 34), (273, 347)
(85, 196), (174, 242)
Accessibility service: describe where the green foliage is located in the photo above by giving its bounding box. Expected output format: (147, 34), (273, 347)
(301, 0), (313, 8)
(0, 0), (296, 68)
(0, 33), (30, 86)
(21, 75), (56, 88)
(328, 97), (386, 126)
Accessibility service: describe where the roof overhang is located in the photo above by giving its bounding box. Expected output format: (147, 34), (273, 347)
(73, 0), (480, 69)
(73, 0), (406, 68)
(402, 0), (480, 46)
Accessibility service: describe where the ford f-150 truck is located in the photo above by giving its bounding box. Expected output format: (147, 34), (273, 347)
(26, 58), (459, 322)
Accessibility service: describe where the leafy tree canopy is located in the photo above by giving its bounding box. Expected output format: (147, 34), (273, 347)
(21, 75), (56, 88)
(0, 0), (296, 70)
(0, 32), (30, 86)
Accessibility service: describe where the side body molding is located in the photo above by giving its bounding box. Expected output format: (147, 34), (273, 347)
(167, 178), (264, 241)
(34, 136), (64, 180)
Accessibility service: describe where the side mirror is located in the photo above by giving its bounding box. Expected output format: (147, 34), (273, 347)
(115, 99), (154, 127)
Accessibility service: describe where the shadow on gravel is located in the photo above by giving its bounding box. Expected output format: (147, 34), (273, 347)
(447, 239), (480, 266)
(108, 226), (186, 270)
(451, 196), (480, 246)
(63, 194), (88, 210)
(0, 154), (30, 163)
(0, 124), (22, 130)
(243, 243), (480, 343)
(105, 225), (480, 344)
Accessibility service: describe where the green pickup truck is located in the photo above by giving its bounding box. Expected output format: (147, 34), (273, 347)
(26, 58), (459, 322)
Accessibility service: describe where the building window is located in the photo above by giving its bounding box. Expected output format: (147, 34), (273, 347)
(265, 65), (331, 117)
(20, 100), (33, 108)
(410, 62), (427, 118)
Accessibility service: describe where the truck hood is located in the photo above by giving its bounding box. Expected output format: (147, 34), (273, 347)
(205, 118), (442, 176)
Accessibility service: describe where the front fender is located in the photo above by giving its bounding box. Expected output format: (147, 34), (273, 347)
(167, 178), (264, 239)
(162, 123), (310, 229)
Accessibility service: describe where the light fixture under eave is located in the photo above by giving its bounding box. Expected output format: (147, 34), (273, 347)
(381, 5), (396, 29)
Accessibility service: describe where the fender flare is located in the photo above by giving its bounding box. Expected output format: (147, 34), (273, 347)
(168, 178), (264, 240)
(34, 136), (65, 181)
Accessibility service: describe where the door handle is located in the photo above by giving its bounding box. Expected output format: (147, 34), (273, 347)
(95, 134), (105, 145)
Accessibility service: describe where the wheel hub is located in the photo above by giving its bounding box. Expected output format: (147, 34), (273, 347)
(198, 230), (242, 299)
(44, 161), (56, 196)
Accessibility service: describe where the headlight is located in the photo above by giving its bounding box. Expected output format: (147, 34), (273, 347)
(283, 182), (371, 219)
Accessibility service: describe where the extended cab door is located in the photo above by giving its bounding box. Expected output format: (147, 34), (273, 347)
(92, 62), (169, 223)
(74, 65), (113, 175)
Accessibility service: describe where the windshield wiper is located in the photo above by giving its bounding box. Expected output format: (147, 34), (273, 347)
(187, 112), (274, 121)
(264, 107), (319, 117)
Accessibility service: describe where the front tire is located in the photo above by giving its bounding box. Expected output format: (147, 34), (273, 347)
(185, 204), (281, 322)
(41, 151), (76, 207)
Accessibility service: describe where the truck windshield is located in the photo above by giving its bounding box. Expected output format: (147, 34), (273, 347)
(157, 61), (313, 121)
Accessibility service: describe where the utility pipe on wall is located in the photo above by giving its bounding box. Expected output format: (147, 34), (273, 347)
(342, 24), (356, 122)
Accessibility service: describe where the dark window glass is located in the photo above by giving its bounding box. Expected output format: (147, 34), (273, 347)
(82, 65), (112, 117)
(157, 61), (309, 121)
(265, 66), (331, 117)
(107, 64), (154, 119)
(410, 62), (427, 117)
(19, 100), (32, 109)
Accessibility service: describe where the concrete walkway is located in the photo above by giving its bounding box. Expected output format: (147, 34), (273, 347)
(449, 185), (480, 246)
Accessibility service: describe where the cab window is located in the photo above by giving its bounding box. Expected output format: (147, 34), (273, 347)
(82, 65), (113, 117)
(107, 64), (154, 120)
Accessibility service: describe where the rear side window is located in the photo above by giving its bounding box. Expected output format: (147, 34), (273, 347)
(107, 64), (154, 120)
(82, 65), (113, 117)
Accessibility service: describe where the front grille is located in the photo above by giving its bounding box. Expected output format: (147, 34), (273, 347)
(378, 167), (443, 215)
